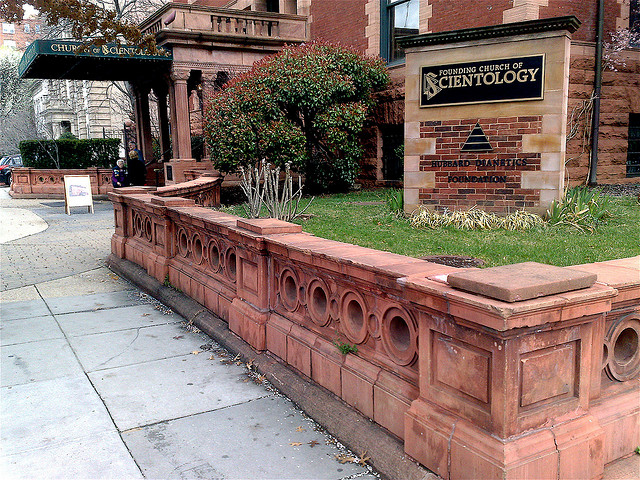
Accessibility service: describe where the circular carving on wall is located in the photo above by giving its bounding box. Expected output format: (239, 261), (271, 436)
(381, 306), (418, 366)
(192, 234), (204, 264)
(279, 269), (299, 312)
(307, 279), (330, 326)
(604, 314), (640, 382)
(177, 228), (189, 258)
(144, 217), (153, 242)
(49, 176), (55, 183)
(208, 240), (221, 271)
(37, 176), (45, 183)
(224, 247), (237, 282)
(133, 212), (143, 237)
(340, 291), (368, 344)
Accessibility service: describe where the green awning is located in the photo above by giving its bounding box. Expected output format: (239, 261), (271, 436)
(19, 39), (172, 80)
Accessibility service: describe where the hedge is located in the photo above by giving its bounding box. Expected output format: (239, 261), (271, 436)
(19, 138), (120, 169)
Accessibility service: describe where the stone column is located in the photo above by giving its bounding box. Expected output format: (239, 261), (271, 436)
(134, 85), (154, 165)
(170, 70), (192, 159)
(153, 83), (171, 162)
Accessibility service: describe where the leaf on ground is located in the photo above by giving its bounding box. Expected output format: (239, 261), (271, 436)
(335, 454), (356, 464)
(289, 442), (303, 447)
(295, 426), (305, 432)
(357, 451), (370, 466)
(141, 313), (150, 316)
(191, 350), (201, 355)
(208, 354), (215, 360)
(308, 440), (319, 448)
(173, 335), (184, 340)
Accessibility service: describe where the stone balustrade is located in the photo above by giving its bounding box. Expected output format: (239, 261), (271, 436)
(109, 189), (640, 480)
(140, 4), (307, 43)
(10, 167), (113, 198)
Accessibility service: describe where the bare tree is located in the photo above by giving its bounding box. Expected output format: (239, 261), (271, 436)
(0, 48), (38, 153)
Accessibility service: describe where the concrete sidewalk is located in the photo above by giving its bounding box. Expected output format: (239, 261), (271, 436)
(1, 268), (378, 479)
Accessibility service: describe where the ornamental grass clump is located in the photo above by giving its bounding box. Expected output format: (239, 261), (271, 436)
(546, 187), (612, 232)
(410, 206), (544, 231)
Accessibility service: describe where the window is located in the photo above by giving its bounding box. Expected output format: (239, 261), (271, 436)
(35, 24), (41, 33)
(381, 124), (404, 181)
(2, 23), (15, 34)
(627, 113), (640, 177)
(266, 0), (279, 13)
(381, 0), (419, 63)
(24, 23), (30, 33)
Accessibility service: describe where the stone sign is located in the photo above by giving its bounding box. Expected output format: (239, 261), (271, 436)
(402, 17), (581, 215)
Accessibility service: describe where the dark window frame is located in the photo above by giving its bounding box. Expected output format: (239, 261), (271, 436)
(380, 0), (419, 64)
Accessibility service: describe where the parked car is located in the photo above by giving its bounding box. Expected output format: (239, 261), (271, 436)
(0, 154), (23, 185)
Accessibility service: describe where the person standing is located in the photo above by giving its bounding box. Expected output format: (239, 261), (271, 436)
(112, 159), (129, 188)
(127, 142), (146, 186)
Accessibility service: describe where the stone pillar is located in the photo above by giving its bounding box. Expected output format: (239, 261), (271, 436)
(403, 262), (615, 480)
(170, 70), (192, 159)
(135, 85), (154, 165)
(154, 84), (171, 162)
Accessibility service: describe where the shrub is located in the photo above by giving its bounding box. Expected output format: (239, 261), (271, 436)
(546, 187), (612, 232)
(19, 138), (120, 169)
(203, 42), (389, 193)
(386, 189), (404, 216)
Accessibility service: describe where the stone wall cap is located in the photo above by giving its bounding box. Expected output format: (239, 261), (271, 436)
(150, 196), (196, 206)
(569, 257), (640, 289)
(399, 15), (581, 49)
(237, 218), (303, 235)
(447, 262), (596, 303)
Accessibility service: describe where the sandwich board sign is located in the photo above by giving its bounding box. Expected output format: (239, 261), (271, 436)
(63, 175), (94, 215)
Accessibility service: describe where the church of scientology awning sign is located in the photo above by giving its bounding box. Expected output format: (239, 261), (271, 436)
(19, 39), (172, 80)
(420, 55), (544, 107)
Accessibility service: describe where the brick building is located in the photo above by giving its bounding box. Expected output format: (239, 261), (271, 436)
(179, 0), (639, 187)
(0, 15), (43, 50)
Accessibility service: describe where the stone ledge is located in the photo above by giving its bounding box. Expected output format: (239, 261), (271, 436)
(237, 218), (303, 235)
(447, 262), (596, 302)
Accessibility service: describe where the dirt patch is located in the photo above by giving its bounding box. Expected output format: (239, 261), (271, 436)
(420, 255), (485, 268)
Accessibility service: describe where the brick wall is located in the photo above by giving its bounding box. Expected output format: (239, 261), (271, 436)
(539, 0), (620, 42)
(310, 0), (368, 52)
(428, 0), (512, 33)
(419, 117), (543, 212)
(567, 45), (640, 184)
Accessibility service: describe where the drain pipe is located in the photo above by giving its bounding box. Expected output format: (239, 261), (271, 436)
(589, 0), (605, 185)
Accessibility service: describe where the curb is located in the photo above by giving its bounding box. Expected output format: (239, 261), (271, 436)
(106, 254), (437, 480)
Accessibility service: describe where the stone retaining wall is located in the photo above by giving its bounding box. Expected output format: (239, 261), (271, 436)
(109, 189), (640, 480)
(10, 167), (113, 198)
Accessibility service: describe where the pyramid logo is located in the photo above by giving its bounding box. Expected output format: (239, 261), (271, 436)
(461, 123), (493, 152)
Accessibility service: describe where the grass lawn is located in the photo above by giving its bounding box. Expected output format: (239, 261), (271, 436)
(221, 189), (640, 267)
